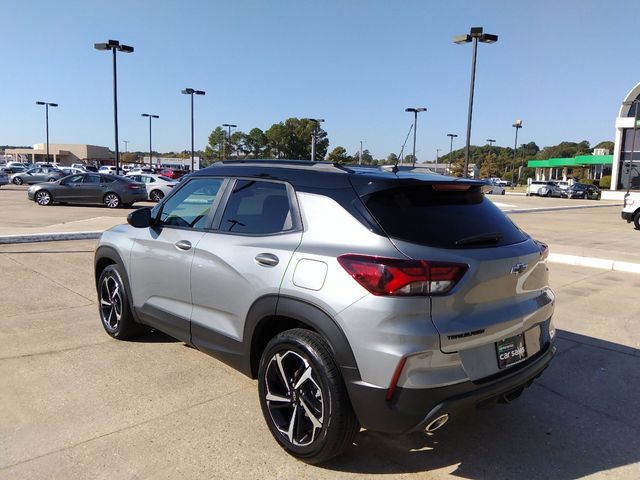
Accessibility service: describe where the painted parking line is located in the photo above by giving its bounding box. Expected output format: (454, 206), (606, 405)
(548, 253), (640, 275)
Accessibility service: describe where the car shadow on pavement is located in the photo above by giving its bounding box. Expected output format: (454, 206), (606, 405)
(132, 329), (180, 343)
(323, 330), (640, 479)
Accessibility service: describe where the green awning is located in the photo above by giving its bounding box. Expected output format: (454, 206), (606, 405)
(527, 154), (613, 168)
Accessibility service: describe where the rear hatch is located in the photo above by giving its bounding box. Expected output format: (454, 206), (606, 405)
(352, 176), (553, 354)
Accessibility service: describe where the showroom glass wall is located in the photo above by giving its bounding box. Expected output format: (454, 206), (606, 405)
(618, 95), (640, 190)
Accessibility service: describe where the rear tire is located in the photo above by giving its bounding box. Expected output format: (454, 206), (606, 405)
(104, 192), (121, 208)
(13, 177), (23, 185)
(97, 264), (144, 339)
(634, 211), (640, 230)
(258, 329), (358, 464)
(150, 189), (164, 202)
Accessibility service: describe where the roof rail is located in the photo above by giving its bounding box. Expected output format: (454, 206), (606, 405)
(217, 159), (353, 173)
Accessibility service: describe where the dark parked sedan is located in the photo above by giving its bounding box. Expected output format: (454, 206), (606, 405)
(562, 183), (601, 200)
(11, 167), (65, 185)
(27, 173), (147, 208)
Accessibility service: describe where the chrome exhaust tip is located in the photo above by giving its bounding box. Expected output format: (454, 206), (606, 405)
(425, 414), (449, 432)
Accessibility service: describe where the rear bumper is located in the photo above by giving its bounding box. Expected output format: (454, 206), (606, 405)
(346, 340), (555, 434)
(622, 211), (634, 222)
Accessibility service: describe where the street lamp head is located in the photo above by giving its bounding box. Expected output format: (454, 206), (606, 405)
(36, 101), (45, 105)
(107, 40), (120, 47)
(470, 27), (484, 37)
(405, 107), (427, 113)
(142, 113), (150, 117)
(486, 138), (496, 142)
(94, 42), (110, 51)
(453, 34), (472, 45)
(447, 133), (458, 138)
(118, 44), (134, 53)
(152, 115), (159, 119)
(513, 119), (523, 128)
(222, 124), (237, 128)
(182, 88), (195, 95)
(194, 90), (206, 95)
(50, 103), (58, 107)
(479, 33), (498, 44)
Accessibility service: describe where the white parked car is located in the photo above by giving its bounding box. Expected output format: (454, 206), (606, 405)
(98, 166), (126, 176)
(622, 191), (640, 229)
(125, 173), (177, 202)
(486, 181), (505, 195)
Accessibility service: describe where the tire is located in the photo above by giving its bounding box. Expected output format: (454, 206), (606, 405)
(149, 189), (164, 202)
(501, 190), (505, 195)
(545, 190), (551, 197)
(258, 329), (358, 464)
(13, 177), (23, 185)
(103, 192), (121, 208)
(34, 190), (52, 206)
(47, 177), (56, 182)
(634, 211), (640, 230)
(97, 264), (144, 339)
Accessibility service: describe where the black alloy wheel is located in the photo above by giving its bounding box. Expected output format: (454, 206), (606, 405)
(258, 329), (358, 464)
(97, 264), (144, 339)
(150, 189), (164, 202)
(13, 177), (23, 185)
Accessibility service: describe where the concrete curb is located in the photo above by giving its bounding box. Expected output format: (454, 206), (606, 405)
(548, 253), (640, 274)
(0, 231), (103, 245)
(505, 203), (621, 214)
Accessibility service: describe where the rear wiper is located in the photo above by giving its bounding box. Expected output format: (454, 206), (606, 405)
(455, 232), (503, 246)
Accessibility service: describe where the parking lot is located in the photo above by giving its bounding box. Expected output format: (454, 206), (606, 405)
(0, 187), (638, 479)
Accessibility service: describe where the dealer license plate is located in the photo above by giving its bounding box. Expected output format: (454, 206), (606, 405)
(496, 334), (527, 369)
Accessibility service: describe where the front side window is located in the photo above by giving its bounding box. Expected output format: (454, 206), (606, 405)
(219, 180), (293, 235)
(159, 178), (224, 230)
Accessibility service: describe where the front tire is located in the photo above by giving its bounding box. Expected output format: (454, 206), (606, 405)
(634, 211), (640, 230)
(13, 177), (23, 185)
(104, 192), (121, 208)
(258, 329), (358, 464)
(35, 190), (52, 206)
(97, 264), (144, 339)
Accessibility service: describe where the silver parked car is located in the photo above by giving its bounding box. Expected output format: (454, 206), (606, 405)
(125, 173), (178, 202)
(27, 173), (147, 208)
(0, 170), (8, 188)
(11, 167), (65, 185)
(94, 161), (556, 463)
(537, 183), (564, 198)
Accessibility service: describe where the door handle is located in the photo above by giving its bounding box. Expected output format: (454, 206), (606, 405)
(175, 240), (192, 251)
(255, 253), (279, 267)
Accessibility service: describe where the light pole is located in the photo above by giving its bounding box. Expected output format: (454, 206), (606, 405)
(122, 140), (129, 153)
(486, 138), (496, 177)
(307, 118), (325, 161)
(436, 148), (441, 172)
(359, 140), (366, 165)
(141, 114), (159, 169)
(447, 133), (458, 175)
(454, 27), (498, 178)
(510, 120), (523, 188)
(94, 39), (134, 173)
(405, 107), (427, 166)
(222, 124), (237, 160)
(35, 101), (58, 164)
(181, 88), (206, 171)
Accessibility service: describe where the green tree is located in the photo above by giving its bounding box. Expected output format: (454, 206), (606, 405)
(265, 118), (328, 159)
(245, 128), (268, 158)
(327, 146), (349, 163)
(204, 127), (225, 162)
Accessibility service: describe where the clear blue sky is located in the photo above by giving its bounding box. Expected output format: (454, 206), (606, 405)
(2, 0), (638, 161)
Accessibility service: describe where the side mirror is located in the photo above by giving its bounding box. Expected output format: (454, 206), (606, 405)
(127, 207), (153, 228)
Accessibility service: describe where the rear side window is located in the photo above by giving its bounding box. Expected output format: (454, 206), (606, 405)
(365, 185), (527, 248)
(219, 180), (293, 235)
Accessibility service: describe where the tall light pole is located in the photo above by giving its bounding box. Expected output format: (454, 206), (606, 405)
(222, 124), (237, 160)
(94, 39), (134, 173)
(454, 27), (498, 178)
(436, 148), (441, 172)
(181, 88), (206, 171)
(510, 120), (523, 188)
(486, 138), (496, 177)
(447, 133), (458, 175)
(307, 118), (325, 161)
(122, 140), (129, 153)
(141, 114), (159, 169)
(405, 107), (427, 166)
(359, 140), (366, 165)
(35, 101), (58, 164)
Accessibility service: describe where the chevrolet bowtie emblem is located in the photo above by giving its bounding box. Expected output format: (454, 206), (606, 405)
(510, 263), (528, 275)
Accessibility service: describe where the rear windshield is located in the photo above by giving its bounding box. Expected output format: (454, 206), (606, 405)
(365, 185), (528, 249)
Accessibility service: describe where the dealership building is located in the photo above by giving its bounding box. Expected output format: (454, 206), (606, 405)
(4, 144), (113, 166)
(611, 81), (640, 191)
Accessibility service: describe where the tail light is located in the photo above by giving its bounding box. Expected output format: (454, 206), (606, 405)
(535, 240), (549, 260)
(337, 254), (467, 296)
(126, 183), (141, 190)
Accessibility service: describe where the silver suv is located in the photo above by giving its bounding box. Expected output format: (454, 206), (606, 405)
(94, 161), (556, 463)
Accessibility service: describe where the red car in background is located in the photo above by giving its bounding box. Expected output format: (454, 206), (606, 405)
(158, 168), (188, 179)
